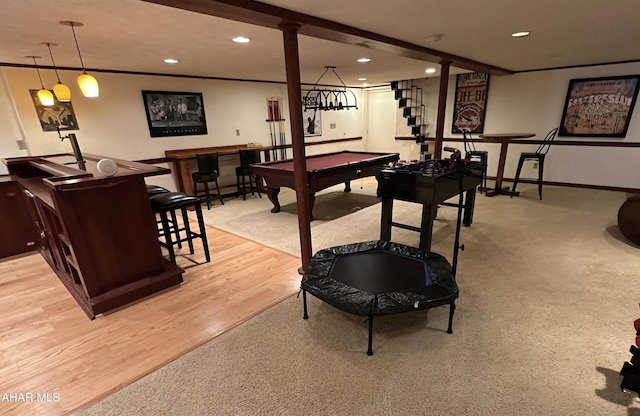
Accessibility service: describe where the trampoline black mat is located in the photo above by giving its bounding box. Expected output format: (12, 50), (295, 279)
(301, 240), (457, 317)
(329, 250), (432, 295)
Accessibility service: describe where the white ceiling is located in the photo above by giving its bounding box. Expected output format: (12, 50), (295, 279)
(1, 0), (639, 87)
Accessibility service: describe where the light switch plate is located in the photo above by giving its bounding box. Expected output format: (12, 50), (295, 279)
(16, 140), (26, 150)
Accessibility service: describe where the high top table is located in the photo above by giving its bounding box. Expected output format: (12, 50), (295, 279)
(478, 132), (535, 197)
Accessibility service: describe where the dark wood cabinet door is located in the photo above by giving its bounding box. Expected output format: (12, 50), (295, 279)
(0, 180), (38, 258)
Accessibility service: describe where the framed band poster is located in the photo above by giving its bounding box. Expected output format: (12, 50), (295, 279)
(451, 73), (490, 134)
(558, 75), (640, 137)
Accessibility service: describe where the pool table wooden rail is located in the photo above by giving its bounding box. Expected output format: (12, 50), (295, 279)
(251, 150), (399, 219)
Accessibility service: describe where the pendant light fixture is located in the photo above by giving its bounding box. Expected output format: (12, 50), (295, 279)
(27, 55), (55, 107)
(60, 20), (99, 98)
(41, 42), (71, 102)
(303, 66), (358, 112)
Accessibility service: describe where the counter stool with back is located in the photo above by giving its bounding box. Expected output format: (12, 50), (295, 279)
(462, 129), (488, 193)
(192, 152), (224, 209)
(235, 148), (262, 200)
(511, 127), (558, 200)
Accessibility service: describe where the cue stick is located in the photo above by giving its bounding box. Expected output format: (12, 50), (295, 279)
(267, 97), (278, 160)
(278, 114), (286, 159)
(270, 120), (277, 161)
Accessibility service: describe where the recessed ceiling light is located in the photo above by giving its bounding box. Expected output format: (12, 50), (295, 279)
(164, 58), (179, 64)
(425, 68), (436, 74)
(233, 36), (251, 44)
(511, 31), (530, 38)
(357, 58), (371, 63)
(358, 77), (367, 81)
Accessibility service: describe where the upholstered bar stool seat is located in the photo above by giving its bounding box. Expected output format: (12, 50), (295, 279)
(146, 184), (170, 196)
(149, 192), (210, 264)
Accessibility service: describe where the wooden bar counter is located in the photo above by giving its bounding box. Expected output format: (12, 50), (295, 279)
(3, 153), (184, 319)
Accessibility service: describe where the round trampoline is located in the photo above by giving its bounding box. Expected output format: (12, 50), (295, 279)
(301, 240), (458, 355)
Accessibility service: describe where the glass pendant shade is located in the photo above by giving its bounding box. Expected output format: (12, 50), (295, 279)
(53, 82), (71, 102)
(42, 42), (71, 103)
(78, 73), (99, 98)
(37, 89), (55, 106)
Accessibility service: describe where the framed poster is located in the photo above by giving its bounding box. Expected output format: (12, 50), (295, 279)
(142, 90), (207, 137)
(558, 75), (640, 137)
(452, 73), (490, 134)
(29, 90), (79, 132)
(302, 91), (321, 137)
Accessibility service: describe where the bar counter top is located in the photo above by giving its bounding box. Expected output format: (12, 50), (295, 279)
(4, 153), (169, 190)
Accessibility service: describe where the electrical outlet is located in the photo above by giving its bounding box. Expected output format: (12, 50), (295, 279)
(16, 140), (26, 150)
(330, 123), (336, 129)
(235, 129), (240, 136)
(533, 162), (539, 169)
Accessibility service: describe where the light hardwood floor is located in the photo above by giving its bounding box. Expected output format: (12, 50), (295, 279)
(0, 222), (302, 416)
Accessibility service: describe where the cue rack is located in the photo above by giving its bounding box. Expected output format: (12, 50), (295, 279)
(266, 97), (287, 161)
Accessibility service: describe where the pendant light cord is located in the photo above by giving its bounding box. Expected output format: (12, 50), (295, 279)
(45, 43), (62, 83)
(31, 56), (46, 88)
(69, 23), (87, 73)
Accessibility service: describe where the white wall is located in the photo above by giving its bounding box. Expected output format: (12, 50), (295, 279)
(0, 67), (366, 189)
(3, 61), (640, 190)
(393, 62), (640, 189)
(366, 87), (421, 160)
(0, 70), (29, 174)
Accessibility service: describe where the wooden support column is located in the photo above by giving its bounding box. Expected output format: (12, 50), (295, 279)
(279, 22), (312, 272)
(433, 60), (451, 160)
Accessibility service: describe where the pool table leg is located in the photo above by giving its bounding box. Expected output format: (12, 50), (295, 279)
(266, 187), (281, 213)
(308, 193), (316, 221)
(344, 181), (352, 192)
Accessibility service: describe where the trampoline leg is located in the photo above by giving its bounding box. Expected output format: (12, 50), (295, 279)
(367, 314), (374, 356)
(447, 302), (456, 334)
(302, 290), (309, 320)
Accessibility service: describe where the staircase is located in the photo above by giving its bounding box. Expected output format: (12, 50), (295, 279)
(390, 80), (428, 144)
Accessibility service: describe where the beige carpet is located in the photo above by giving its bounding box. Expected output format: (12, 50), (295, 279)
(78, 181), (640, 416)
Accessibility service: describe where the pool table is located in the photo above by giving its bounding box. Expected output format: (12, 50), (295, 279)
(251, 150), (399, 220)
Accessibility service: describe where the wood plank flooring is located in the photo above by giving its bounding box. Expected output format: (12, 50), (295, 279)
(0, 223), (302, 416)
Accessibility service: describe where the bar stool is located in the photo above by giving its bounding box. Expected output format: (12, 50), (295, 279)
(146, 184), (182, 249)
(146, 184), (170, 197)
(462, 130), (488, 193)
(235, 149), (262, 200)
(511, 127), (558, 200)
(149, 192), (210, 264)
(192, 153), (224, 209)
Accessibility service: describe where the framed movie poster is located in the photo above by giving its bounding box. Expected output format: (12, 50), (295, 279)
(142, 90), (207, 137)
(29, 90), (79, 132)
(452, 73), (490, 134)
(559, 75), (640, 137)
(302, 91), (321, 137)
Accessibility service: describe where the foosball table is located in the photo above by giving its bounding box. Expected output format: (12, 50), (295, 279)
(378, 156), (483, 252)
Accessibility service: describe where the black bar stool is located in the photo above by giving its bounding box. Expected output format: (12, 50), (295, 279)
(146, 184), (170, 196)
(149, 192), (211, 264)
(146, 184), (182, 249)
(235, 148), (262, 200)
(462, 130), (488, 193)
